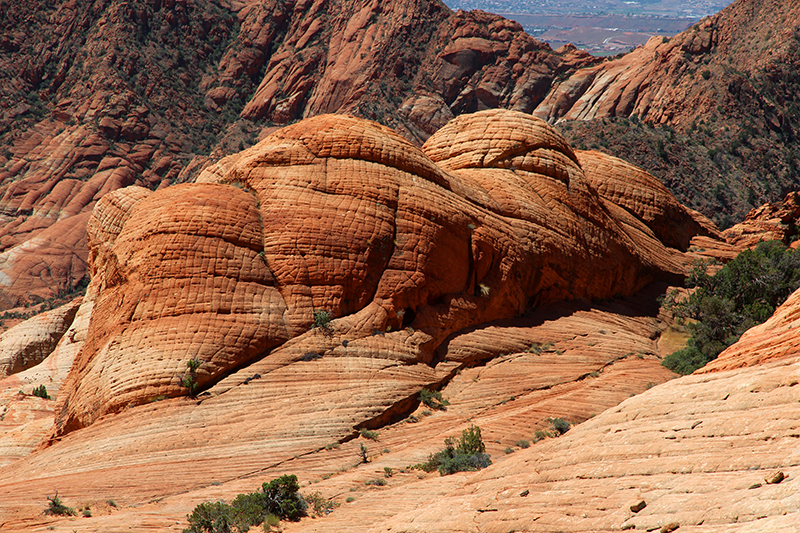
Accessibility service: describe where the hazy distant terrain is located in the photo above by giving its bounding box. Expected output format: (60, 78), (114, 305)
(443, 0), (735, 54)
(443, 0), (734, 18)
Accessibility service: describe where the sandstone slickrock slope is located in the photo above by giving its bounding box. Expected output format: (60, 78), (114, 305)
(0, 110), (726, 529)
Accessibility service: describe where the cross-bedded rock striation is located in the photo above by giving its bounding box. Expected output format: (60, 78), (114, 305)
(52, 110), (710, 436)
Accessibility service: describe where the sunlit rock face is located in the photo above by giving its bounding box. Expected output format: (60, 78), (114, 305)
(53, 110), (707, 436)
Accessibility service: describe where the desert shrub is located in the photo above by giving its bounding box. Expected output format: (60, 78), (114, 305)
(303, 492), (339, 516)
(365, 478), (386, 486)
(185, 501), (233, 533)
(419, 425), (491, 476)
(44, 493), (75, 516)
(261, 475), (306, 520)
(549, 418), (571, 435)
(32, 385), (51, 399)
(419, 388), (449, 410)
(360, 428), (379, 440)
(181, 374), (198, 395)
(516, 440), (530, 449)
(184, 475), (307, 533)
(313, 310), (332, 331)
(663, 241), (800, 374)
(182, 357), (201, 395)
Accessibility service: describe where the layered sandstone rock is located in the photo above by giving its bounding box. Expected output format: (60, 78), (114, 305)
(48, 110), (709, 437)
(0, 0), (607, 308)
(0, 299), (81, 378)
(0, 282), (680, 530)
(0, 296), (93, 466)
(700, 284), (800, 373)
(533, 0), (800, 225)
(721, 191), (800, 249)
(312, 358), (800, 533)
(576, 150), (721, 250)
(5, 109), (798, 533)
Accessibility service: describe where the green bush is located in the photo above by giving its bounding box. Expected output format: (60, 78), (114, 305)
(663, 241), (800, 374)
(44, 493), (75, 516)
(185, 501), (232, 533)
(32, 385), (51, 399)
(549, 418), (571, 435)
(419, 388), (449, 410)
(313, 310), (333, 331)
(183, 475), (307, 533)
(418, 425), (491, 476)
(301, 492), (339, 517)
(359, 428), (379, 440)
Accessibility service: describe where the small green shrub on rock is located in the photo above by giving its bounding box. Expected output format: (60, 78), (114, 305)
(313, 310), (333, 331)
(44, 493), (75, 516)
(549, 418), (571, 436)
(419, 388), (449, 410)
(32, 385), (51, 399)
(360, 428), (379, 440)
(418, 425), (491, 475)
(183, 475), (307, 533)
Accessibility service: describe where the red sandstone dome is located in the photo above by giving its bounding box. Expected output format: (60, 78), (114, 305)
(50, 109), (712, 436)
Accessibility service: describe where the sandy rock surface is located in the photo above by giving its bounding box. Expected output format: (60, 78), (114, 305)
(0, 283), (680, 531)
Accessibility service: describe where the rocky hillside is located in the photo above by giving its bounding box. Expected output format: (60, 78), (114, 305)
(2, 0), (799, 308)
(544, 0), (800, 225)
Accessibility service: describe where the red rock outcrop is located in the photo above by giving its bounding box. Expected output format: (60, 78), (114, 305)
(51, 110), (707, 437)
(0, 299), (81, 378)
(0, 281), (681, 529)
(721, 191), (800, 249)
(6, 112), (800, 533)
(0, 0), (607, 308)
(533, 0), (800, 224)
(700, 284), (800, 373)
(576, 150), (721, 251)
(0, 295), (94, 467)
(533, 0), (800, 128)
